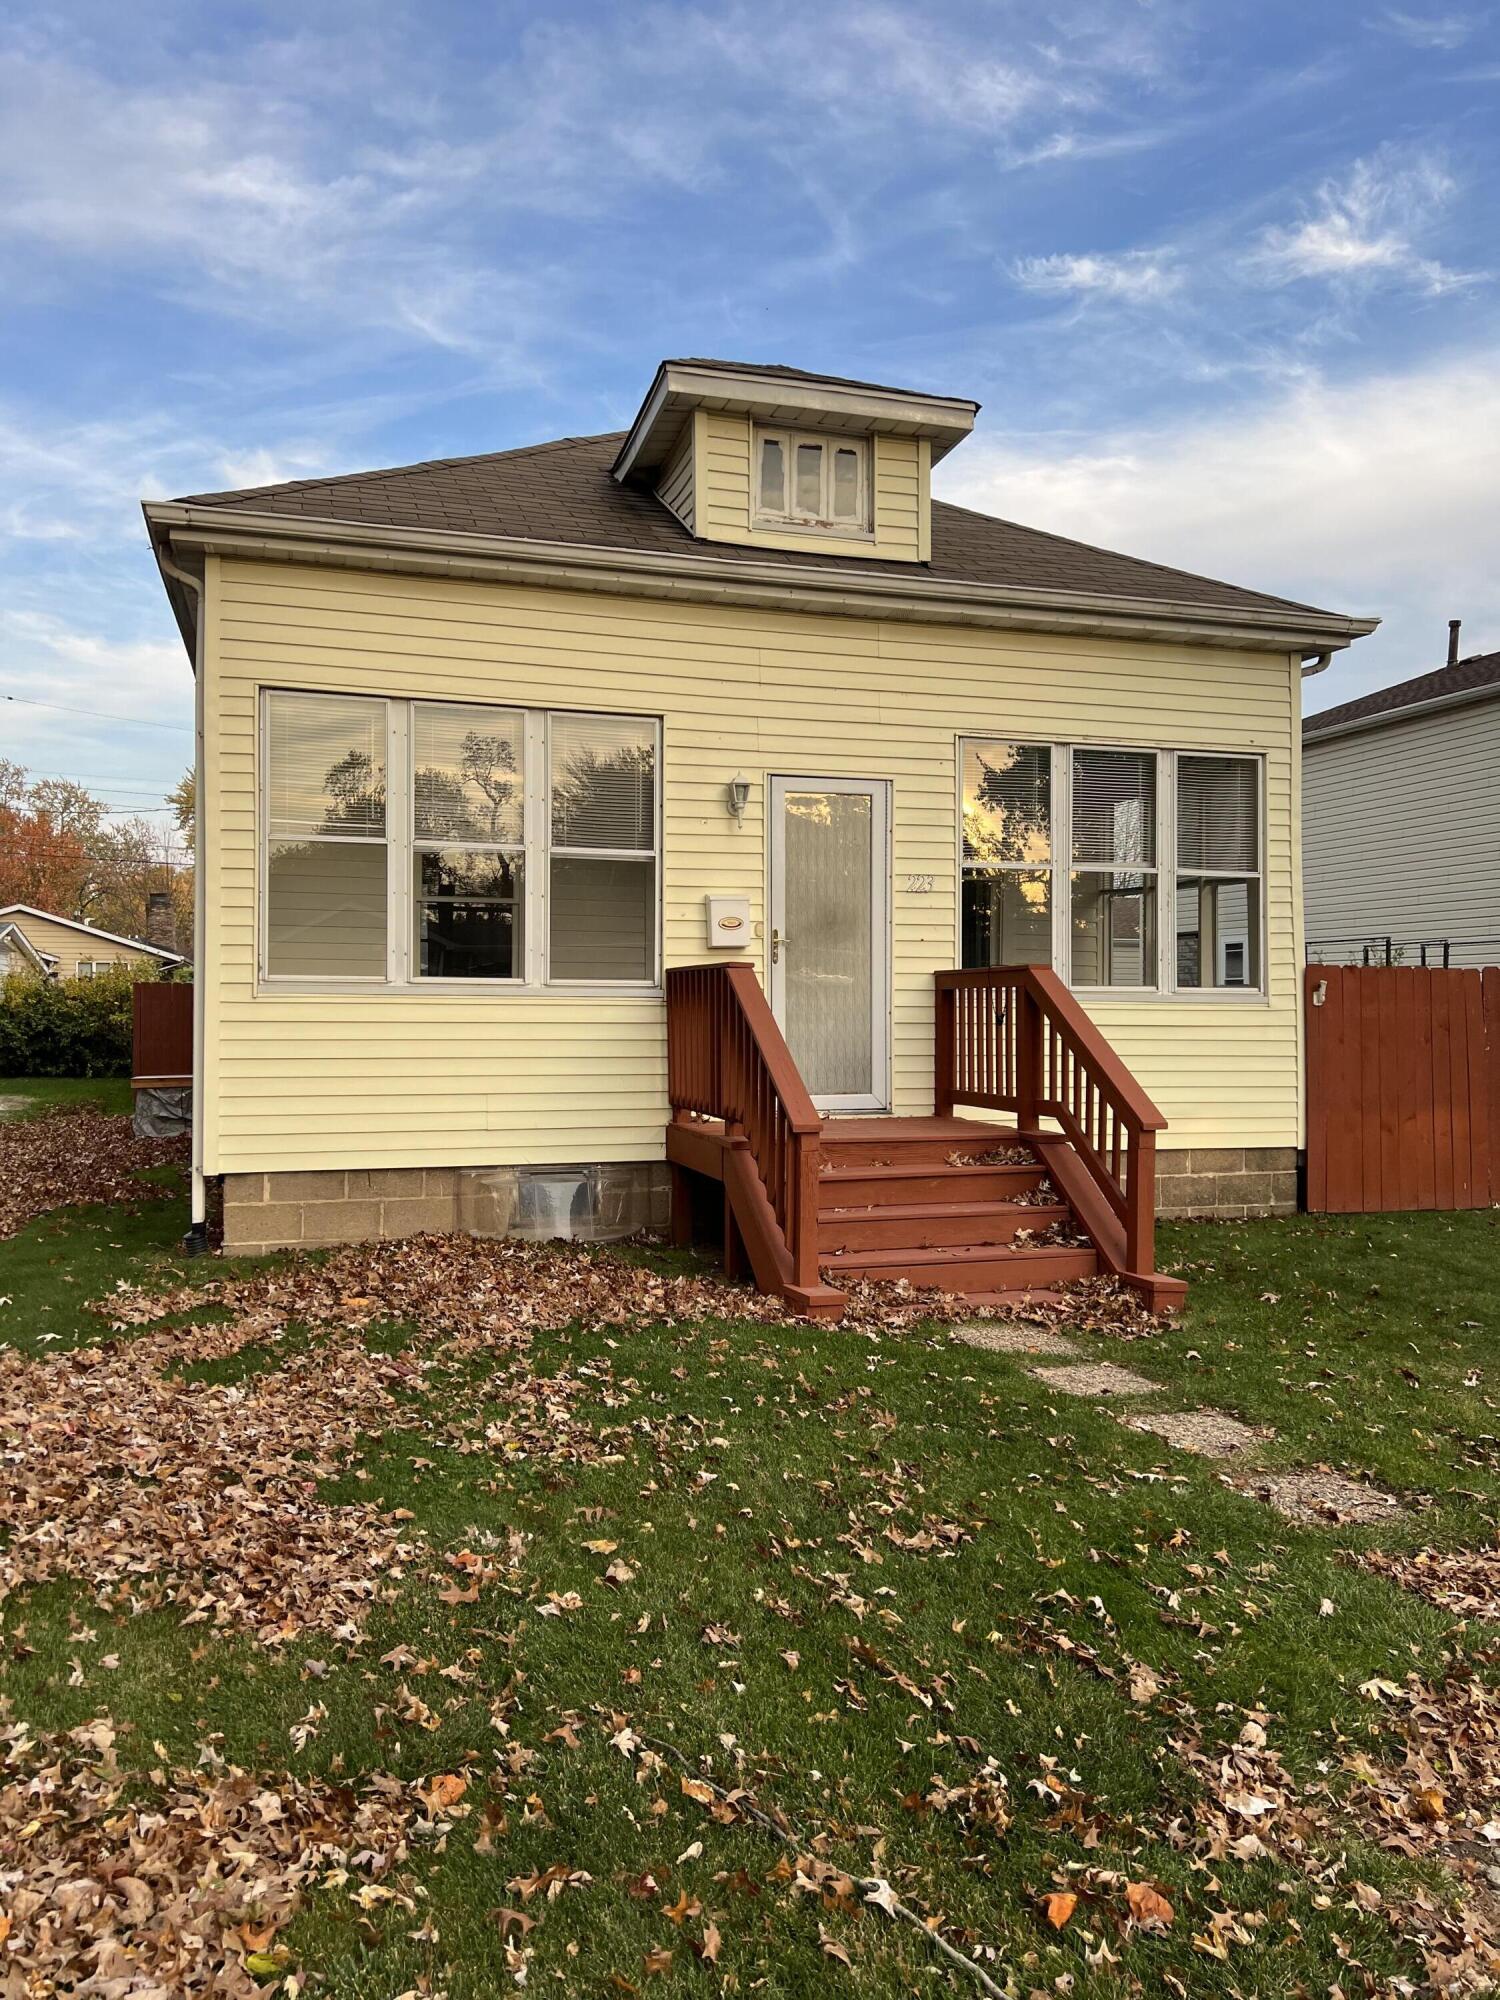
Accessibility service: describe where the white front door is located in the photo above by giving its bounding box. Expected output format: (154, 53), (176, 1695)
(768, 775), (891, 1113)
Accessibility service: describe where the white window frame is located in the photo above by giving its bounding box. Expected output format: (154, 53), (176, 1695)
(957, 738), (1267, 1001)
(258, 689), (662, 993)
(1170, 750), (1265, 997)
(753, 427), (871, 536)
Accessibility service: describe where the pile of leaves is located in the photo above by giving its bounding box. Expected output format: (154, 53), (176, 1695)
(0, 1316), (428, 1646)
(102, 1230), (1165, 1348)
(0, 1709), (455, 1995)
(0, 1108), (186, 1239)
(1357, 1545), (1500, 1621)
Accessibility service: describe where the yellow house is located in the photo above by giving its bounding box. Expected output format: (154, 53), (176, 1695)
(0, 905), (182, 981)
(144, 359), (1375, 1311)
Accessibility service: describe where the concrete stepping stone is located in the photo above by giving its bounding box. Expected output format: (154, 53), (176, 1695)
(1123, 1408), (1270, 1457)
(1030, 1361), (1159, 1398)
(1236, 1466), (1405, 1527)
(951, 1322), (1081, 1359)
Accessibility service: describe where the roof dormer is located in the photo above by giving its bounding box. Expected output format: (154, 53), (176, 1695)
(613, 358), (977, 564)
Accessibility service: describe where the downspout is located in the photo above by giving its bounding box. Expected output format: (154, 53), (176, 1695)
(155, 546), (210, 1254)
(1300, 648), (1332, 677)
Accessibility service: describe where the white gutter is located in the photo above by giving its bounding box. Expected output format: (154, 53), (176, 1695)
(144, 502), (1379, 656)
(154, 545), (208, 1253)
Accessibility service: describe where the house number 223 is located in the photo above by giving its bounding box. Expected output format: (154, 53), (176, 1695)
(904, 873), (934, 894)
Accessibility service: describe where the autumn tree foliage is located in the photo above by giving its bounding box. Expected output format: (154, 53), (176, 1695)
(0, 760), (193, 952)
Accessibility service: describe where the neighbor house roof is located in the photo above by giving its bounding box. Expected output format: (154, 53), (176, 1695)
(0, 924), (55, 973)
(1304, 649), (1500, 743)
(0, 905), (183, 963)
(172, 429), (1337, 625)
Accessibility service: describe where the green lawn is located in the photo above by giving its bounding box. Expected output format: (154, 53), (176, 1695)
(0, 1072), (134, 1118)
(1, 1136), (1497, 1997)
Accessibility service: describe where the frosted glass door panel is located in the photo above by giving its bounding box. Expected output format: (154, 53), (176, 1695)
(782, 788), (874, 1099)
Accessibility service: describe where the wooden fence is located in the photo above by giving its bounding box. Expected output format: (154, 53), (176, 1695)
(1305, 964), (1500, 1213)
(132, 980), (193, 1088)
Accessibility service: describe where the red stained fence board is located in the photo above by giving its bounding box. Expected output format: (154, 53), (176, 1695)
(1305, 965), (1499, 1213)
(132, 980), (192, 1087)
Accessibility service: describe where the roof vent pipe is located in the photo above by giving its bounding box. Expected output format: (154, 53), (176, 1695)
(1448, 618), (1462, 668)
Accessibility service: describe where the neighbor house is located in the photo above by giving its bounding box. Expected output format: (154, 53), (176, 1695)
(144, 358), (1374, 1312)
(1304, 629), (1500, 969)
(0, 905), (182, 981)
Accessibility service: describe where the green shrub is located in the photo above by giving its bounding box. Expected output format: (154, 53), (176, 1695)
(0, 963), (149, 1077)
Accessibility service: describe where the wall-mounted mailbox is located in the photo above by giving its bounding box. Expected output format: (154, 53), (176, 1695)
(705, 894), (751, 950)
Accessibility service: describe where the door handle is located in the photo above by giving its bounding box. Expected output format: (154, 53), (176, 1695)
(771, 928), (789, 964)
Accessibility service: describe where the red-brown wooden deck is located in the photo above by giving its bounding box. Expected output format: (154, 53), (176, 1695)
(665, 963), (1186, 1319)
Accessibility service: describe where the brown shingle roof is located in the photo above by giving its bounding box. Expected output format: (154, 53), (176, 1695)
(662, 356), (980, 405)
(1305, 649), (1500, 739)
(176, 429), (1329, 620)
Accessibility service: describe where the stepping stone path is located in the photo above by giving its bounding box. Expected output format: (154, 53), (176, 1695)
(1124, 1408), (1269, 1457)
(957, 1328), (1411, 1528)
(1236, 1467), (1404, 1527)
(950, 1322), (1081, 1359)
(1031, 1361), (1161, 1399)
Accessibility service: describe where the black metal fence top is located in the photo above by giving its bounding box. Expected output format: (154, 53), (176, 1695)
(1306, 935), (1500, 969)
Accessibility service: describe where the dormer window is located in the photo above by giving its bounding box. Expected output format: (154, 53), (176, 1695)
(755, 428), (869, 535)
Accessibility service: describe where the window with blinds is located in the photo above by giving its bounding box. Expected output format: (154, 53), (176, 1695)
(1070, 748), (1156, 990)
(958, 740), (1263, 994)
(1175, 753), (1261, 990)
(265, 691), (389, 978)
(548, 712), (658, 982)
(261, 692), (659, 987)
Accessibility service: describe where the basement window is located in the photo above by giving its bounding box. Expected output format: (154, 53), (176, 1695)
(755, 428), (869, 534)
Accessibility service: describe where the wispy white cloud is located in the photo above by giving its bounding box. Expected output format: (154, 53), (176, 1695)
(1012, 250), (1181, 301)
(1248, 146), (1485, 295)
(1374, 8), (1483, 48)
(937, 346), (1500, 702)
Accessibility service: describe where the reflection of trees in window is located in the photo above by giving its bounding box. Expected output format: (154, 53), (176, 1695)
(414, 731), (520, 844)
(962, 744), (1050, 867)
(320, 750), (386, 834)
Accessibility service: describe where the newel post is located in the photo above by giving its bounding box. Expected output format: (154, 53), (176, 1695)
(790, 1132), (821, 1292)
(934, 980), (956, 1118)
(1125, 1127), (1156, 1275)
(1016, 974), (1044, 1133)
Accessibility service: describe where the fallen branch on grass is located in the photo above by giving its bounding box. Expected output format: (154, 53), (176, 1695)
(641, 1733), (1009, 1999)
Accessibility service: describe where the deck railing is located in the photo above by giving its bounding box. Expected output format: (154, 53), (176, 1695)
(665, 962), (823, 1294)
(934, 965), (1167, 1277)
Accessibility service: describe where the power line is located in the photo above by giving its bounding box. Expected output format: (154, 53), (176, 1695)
(1, 691), (191, 733)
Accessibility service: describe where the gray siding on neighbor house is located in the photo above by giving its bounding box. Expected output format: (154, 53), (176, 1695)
(1303, 696), (1500, 966)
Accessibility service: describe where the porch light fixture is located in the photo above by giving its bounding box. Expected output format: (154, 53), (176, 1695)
(726, 773), (751, 820)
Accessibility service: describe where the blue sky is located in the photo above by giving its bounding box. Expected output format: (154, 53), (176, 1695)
(2, 0), (1498, 836)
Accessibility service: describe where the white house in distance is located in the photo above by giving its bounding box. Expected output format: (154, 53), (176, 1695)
(1303, 627), (1500, 969)
(0, 905), (183, 981)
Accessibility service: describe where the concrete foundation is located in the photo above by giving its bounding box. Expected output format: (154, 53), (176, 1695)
(1156, 1146), (1298, 1220)
(221, 1162), (670, 1256)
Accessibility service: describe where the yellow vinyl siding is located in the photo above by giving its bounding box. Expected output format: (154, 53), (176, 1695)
(654, 422), (696, 534)
(201, 555), (1303, 1174)
(696, 412), (926, 562)
(1, 911), (160, 980)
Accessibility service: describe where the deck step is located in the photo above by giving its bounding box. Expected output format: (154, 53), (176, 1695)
(818, 1200), (1070, 1252)
(821, 1240), (1098, 1293)
(818, 1161), (1048, 1208)
(818, 1129), (1037, 1170)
